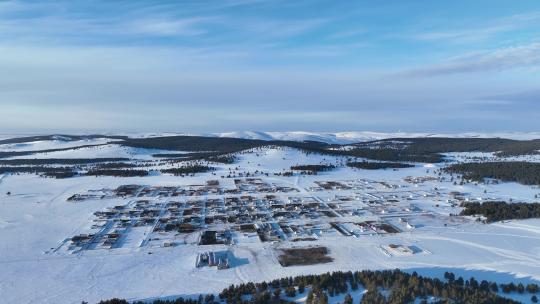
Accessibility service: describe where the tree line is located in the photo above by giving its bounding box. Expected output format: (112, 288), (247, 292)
(444, 162), (540, 185)
(86, 169), (150, 177)
(290, 165), (336, 173)
(97, 269), (539, 304)
(161, 165), (214, 176)
(460, 201), (540, 223)
(347, 161), (414, 170)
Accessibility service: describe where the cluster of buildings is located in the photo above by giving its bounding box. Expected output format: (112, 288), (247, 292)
(62, 176), (486, 255)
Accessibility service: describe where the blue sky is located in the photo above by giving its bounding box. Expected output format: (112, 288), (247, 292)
(1, 0), (539, 133)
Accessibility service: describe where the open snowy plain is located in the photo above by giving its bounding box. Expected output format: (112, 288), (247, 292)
(1, 134), (540, 303)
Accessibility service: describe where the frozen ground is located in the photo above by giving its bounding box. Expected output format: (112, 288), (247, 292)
(0, 141), (540, 303)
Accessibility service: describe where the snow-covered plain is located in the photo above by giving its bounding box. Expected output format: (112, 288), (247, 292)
(0, 138), (540, 303)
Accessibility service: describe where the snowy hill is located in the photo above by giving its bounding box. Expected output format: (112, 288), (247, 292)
(212, 131), (540, 144)
(2, 131), (540, 145)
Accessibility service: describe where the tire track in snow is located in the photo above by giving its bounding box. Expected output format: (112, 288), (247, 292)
(418, 235), (540, 266)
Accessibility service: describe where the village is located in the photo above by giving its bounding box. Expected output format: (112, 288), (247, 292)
(55, 175), (490, 270)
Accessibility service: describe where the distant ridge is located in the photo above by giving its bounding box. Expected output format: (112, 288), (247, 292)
(209, 131), (540, 144)
(1, 131), (540, 145)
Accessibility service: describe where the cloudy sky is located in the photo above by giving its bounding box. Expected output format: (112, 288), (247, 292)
(1, 0), (539, 133)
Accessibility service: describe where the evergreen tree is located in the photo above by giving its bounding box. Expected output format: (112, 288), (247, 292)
(343, 293), (353, 304)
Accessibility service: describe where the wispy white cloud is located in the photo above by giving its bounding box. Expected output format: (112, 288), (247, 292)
(402, 42), (540, 76)
(238, 18), (329, 38)
(0, 0), (57, 15)
(0, 11), (218, 40)
(413, 24), (513, 43)
(328, 29), (367, 39)
(0, 0), (329, 49)
(129, 17), (217, 36)
(410, 12), (540, 43)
